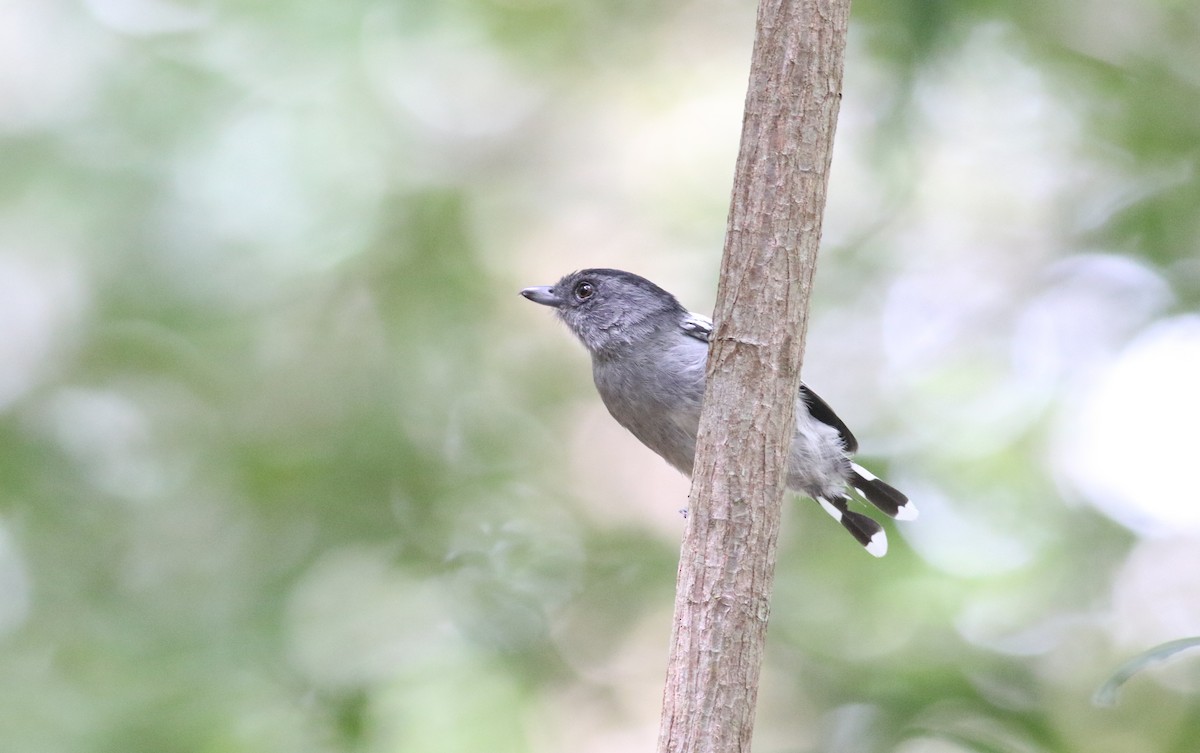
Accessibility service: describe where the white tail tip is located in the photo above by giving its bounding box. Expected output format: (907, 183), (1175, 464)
(866, 530), (888, 557)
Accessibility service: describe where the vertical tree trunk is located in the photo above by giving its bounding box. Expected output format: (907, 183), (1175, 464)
(655, 1), (851, 752)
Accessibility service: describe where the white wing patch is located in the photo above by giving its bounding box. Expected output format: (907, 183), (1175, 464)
(680, 312), (713, 342)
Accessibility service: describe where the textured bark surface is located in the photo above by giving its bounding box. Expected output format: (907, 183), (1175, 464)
(655, 1), (851, 752)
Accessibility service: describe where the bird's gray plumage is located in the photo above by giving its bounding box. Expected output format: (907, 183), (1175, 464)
(521, 268), (916, 556)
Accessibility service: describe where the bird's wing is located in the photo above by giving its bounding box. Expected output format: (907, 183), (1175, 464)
(680, 310), (859, 453)
(799, 384), (858, 453)
(680, 311), (713, 342)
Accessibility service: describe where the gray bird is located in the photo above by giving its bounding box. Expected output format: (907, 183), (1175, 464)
(521, 268), (916, 556)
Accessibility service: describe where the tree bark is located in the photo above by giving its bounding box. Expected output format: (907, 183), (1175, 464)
(655, 1), (851, 752)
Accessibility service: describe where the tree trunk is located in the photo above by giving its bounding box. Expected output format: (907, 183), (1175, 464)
(655, 1), (851, 752)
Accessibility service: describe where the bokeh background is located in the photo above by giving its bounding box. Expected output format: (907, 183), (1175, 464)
(3, 0), (1200, 751)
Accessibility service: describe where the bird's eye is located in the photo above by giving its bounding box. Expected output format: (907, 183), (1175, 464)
(573, 281), (595, 300)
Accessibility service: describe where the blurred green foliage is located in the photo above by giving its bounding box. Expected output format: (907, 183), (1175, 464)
(1, 0), (1199, 752)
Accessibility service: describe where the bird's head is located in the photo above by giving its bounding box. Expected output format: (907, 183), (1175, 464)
(521, 268), (686, 356)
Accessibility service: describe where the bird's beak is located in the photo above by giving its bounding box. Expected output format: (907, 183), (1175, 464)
(520, 286), (562, 307)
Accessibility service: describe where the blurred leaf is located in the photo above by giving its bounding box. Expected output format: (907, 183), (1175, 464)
(1094, 637), (1200, 707)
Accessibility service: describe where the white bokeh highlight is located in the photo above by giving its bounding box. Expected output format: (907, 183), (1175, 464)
(1058, 315), (1200, 534)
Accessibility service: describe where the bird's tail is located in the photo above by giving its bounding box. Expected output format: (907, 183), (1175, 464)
(816, 496), (888, 558)
(850, 463), (918, 521)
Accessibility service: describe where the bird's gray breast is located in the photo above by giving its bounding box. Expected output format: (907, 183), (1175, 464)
(591, 335), (708, 476)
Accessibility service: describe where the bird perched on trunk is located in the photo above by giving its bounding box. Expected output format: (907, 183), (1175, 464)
(521, 268), (916, 556)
